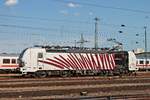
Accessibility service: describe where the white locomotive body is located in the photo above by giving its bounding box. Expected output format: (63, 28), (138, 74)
(19, 46), (138, 77)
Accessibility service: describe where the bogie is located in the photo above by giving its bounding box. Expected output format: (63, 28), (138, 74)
(34, 71), (48, 78)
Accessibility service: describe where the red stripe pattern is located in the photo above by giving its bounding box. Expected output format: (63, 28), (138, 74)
(38, 53), (116, 71)
(0, 64), (19, 68)
(136, 64), (150, 68)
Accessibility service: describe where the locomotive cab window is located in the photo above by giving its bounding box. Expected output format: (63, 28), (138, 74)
(12, 59), (16, 64)
(38, 53), (43, 58)
(3, 59), (10, 64)
(115, 54), (122, 58)
(115, 60), (123, 65)
(114, 54), (126, 65)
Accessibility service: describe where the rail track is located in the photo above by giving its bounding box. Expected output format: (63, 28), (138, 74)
(0, 84), (150, 99)
(0, 73), (150, 100)
(0, 77), (150, 88)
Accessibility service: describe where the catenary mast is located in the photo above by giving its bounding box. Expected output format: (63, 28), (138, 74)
(94, 17), (99, 50)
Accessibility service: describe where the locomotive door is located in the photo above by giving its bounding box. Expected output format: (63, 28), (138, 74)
(37, 52), (44, 70)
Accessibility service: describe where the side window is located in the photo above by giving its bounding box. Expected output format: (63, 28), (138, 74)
(139, 60), (144, 64)
(12, 59), (16, 64)
(38, 53), (43, 58)
(146, 61), (149, 64)
(3, 59), (10, 64)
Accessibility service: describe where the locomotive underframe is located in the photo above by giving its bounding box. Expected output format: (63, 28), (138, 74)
(25, 67), (129, 78)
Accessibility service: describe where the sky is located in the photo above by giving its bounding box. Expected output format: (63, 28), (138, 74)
(0, 0), (150, 53)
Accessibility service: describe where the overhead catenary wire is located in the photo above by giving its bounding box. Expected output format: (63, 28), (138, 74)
(0, 24), (92, 33)
(53, 0), (150, 14)
(0, 1), (148, 53)
(0, 0), (148, 30)
(0, 24), (56, 31)
(0, 14), (143, 30)
(0, 1), (147, 35)
(0, 14), (91, 24)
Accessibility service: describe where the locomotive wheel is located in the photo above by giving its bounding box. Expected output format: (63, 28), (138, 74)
(35, 71), (47, 78)
(60, 71), (69, 77)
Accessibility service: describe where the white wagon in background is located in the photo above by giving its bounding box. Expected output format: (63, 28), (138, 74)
(0, 53), (19, 73)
